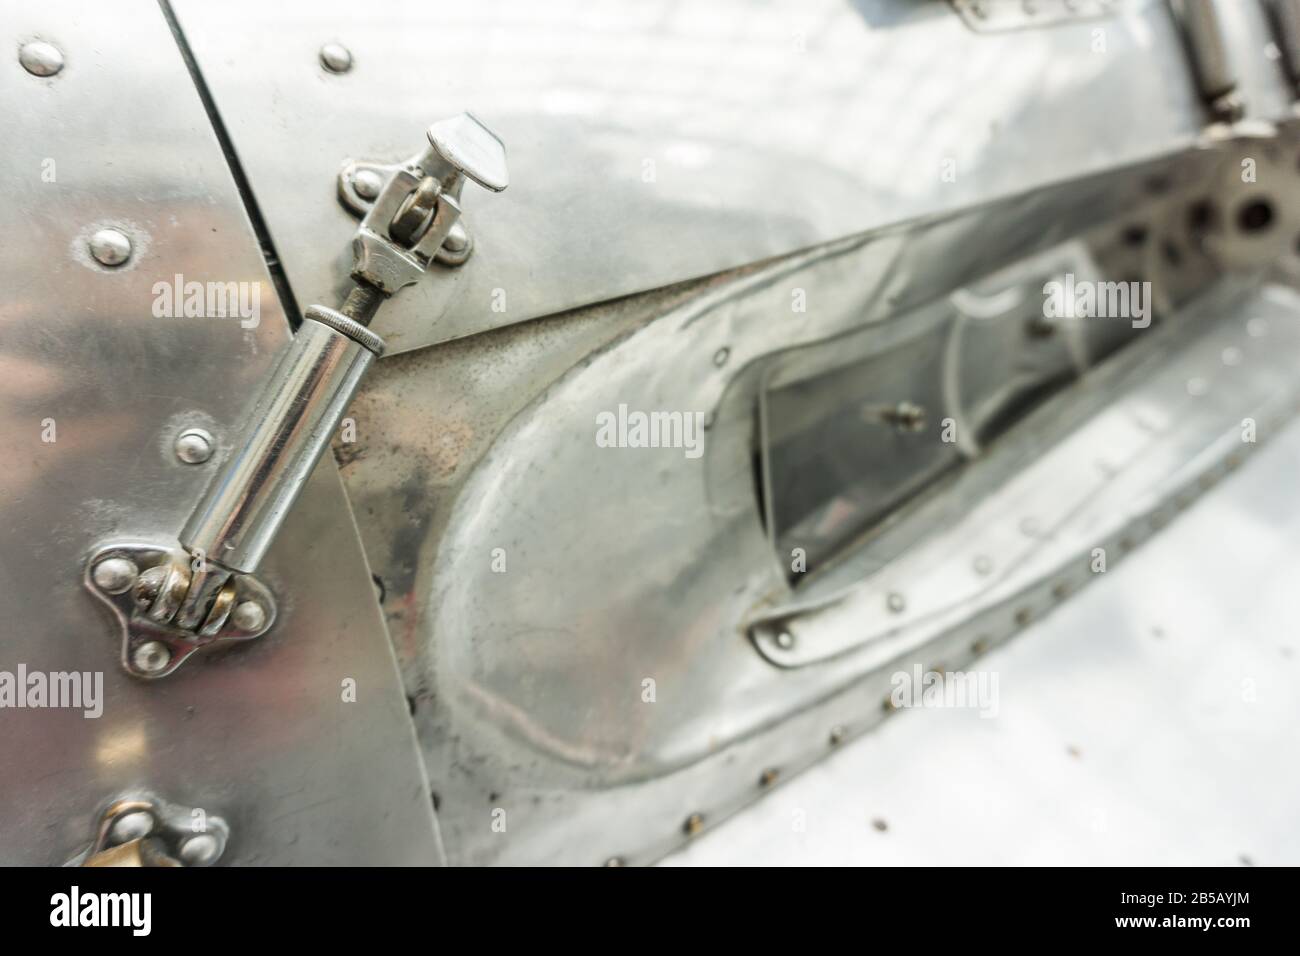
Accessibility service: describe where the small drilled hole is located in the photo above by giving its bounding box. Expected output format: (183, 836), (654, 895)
(1237, 198), (1274, 234)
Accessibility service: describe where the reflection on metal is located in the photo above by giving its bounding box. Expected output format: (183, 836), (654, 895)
(7, 0), (1300, 870)
(0, 0), (443, 865)
(174, 426), (215, 464)
(171, 0), (1271, 356)
(179, 314), (381, 576)
(1271, 0), (1300, 94)
(334, 116), (1300, 862)
(319, 41), (352, 74)
(111, 115), (507, 677)
(88, 227), (132, 267)
(85, 543), (276, 679)
(18, 39), (63, 77)
(74, 793), (229, 867)
(1171, 0), (1245, 122)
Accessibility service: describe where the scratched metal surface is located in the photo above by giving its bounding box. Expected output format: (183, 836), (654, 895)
(663, 416), (1300, 865)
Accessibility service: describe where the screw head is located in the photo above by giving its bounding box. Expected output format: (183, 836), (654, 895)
(109, 810), (154, 844)
(829, 725), (846, 746)
(774, 629), (795, 650)
(175, 428), (214, 464)
(132, 641), (171, 675)
(231, 601), (266, 632)
(319, 42), (352, 73)
(178, 832), (221, 867)
(759, 767), (780, 787)
(352, 168), (382, 200)
(92, 556), (138, 594)
(19, 40), (63, 76)
(683, 813), (705, 836)
(89, 228), (131, 267)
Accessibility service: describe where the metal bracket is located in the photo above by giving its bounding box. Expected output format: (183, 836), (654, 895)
(86, 543), (275, 679)
(339, 113), (509, 285)
(72, 792), (230, 867)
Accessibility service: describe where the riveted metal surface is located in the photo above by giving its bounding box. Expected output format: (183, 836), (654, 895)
(663, 412), (1300, 865)
(0, 0), (441, 864)
(334, 122), (1300, 862)
(180, 0), (1298, 866)
(164, 0), (1289, 357)
(332, 128), (1300, 868)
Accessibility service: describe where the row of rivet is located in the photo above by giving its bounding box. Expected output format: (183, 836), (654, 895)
(618, 371), (1294, 865)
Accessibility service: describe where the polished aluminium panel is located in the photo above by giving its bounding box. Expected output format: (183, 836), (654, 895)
(434, 279), (1300, 866)
(335, 137), (1300, 862)
(0, 0), (441, 864)
(665, 414), (1300, 865)
(169, 0), (1242, 356)
(167, 0), (1300, 866)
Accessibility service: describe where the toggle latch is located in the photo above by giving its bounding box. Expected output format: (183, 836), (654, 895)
(87, 114), (508, 678)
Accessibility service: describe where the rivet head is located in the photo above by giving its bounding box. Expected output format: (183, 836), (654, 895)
(19, 40), (63, 76)
(319, 42), (352, 73)
(886, 592), (906, 613)
(132, 640), (172, 675)
(828, 725), (846, 746)
(603, 856), (626, 867)
(352, 168), (382, 200)
(89, 228), (132, 267)
(231, 601), (266, 632)
(92, 556), (138, 594)
(442, 221), (470, 253)
(175, 428), (214, 464)
(109, 810), (154, 845)
(178, 832), (221, 866)
(759, 768), (780, 787)
(683, 812), (705, 836)
(774, 629), (795, 650)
